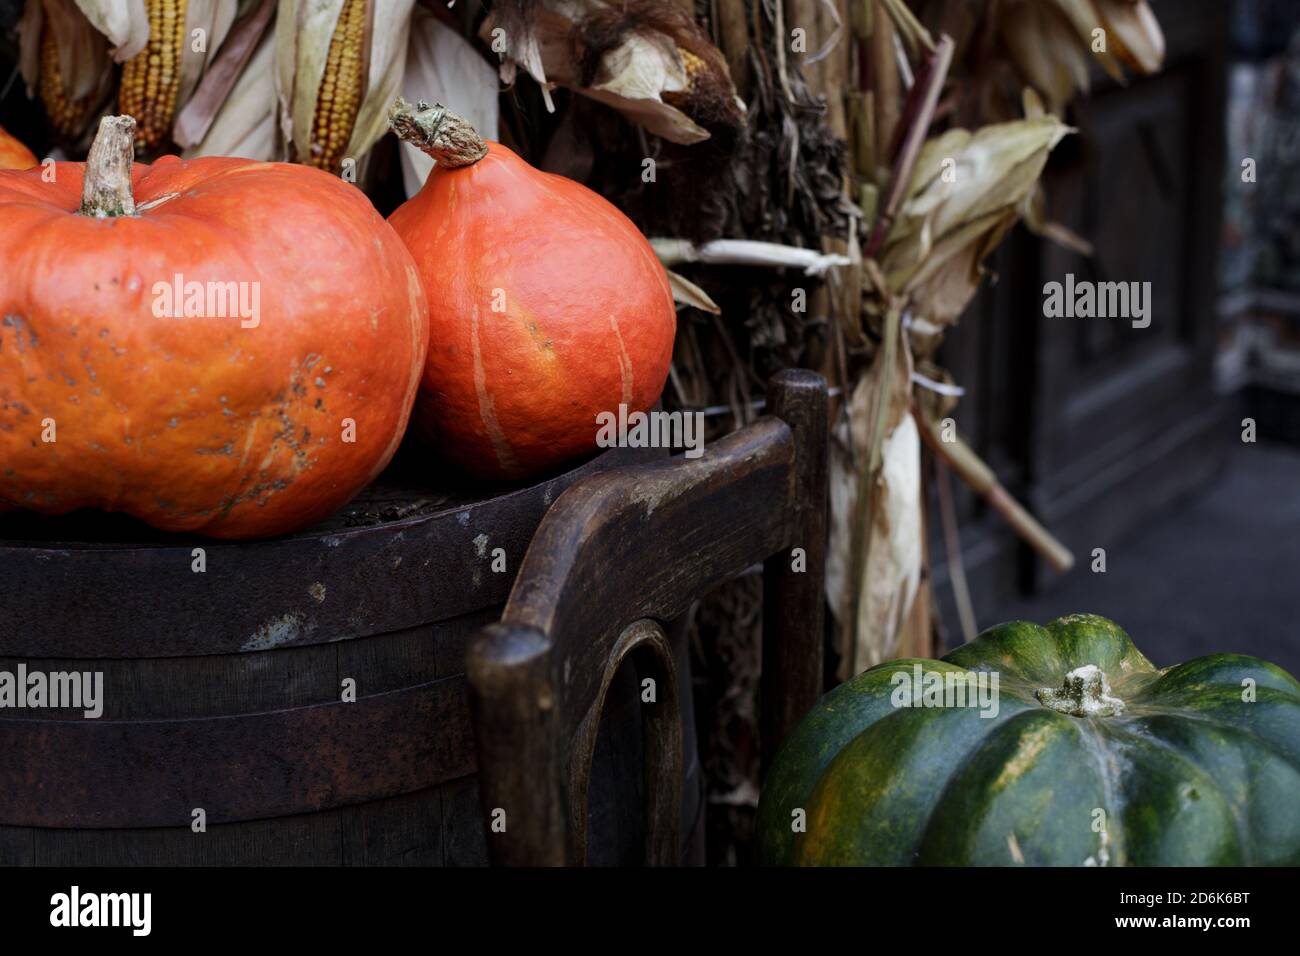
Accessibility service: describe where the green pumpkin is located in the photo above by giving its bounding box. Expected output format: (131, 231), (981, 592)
(757, 614), (1300, 866)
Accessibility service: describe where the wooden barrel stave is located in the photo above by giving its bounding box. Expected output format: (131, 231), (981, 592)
(0, 447), (703, 865)
(1, 785), (476, 866)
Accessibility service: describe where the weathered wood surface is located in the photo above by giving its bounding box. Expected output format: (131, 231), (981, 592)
(3, 786), (468, 867)
(0, 444), (653, 658)
(0, 675), (473, 828)
(760, 371), (829, 773)
(0, 445), (688, 865)
(468, 370), (829, 865)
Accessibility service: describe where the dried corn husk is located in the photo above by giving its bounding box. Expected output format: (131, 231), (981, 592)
(482, 0), (744, 145)
(664, 271), (721, 314)
(835, 94), (1072, 674)
(73, 0), (150, 61)
(827, 309), (921, 676)
(398, 6), (499, 196)
(1002, 0), (1164, 111)
(18, 0), (238, 150)
(175, 0), (277, 154)
(116, 0), (240, 151)
(917, 0), (1164, 117)
(275, 0), (417, 174)
(182, 19), (277, 158)
(176, 1), (241, 112)
(652, 238), (851, 277)
(489, 0), (553, 110)
(18, 0), (116, 139)
(1093, 0), (1164, 74)
(1001, 0), (1094, 111)
(880, 110), (1072, 357)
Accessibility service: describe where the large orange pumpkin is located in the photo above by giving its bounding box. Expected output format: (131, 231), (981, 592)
(388, 99), (676, 480)
(0, 124), (37, 169)
(0, 116), (429, 538)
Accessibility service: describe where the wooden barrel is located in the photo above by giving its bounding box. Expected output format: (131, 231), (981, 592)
(0, 446), (703, 865)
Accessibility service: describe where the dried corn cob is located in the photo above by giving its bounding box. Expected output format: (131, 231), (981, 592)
(307, 0), (369, 172)
(677, 48), (706, 82)
(662, 47), (715, 112)
(478, 2), (743, 145)
(38, 24), (89, 135)
(277, 0), (415, 176)
(119, 0), (189, 151)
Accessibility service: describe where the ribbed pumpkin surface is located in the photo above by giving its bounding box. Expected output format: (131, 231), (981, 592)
(389, 139), (676, 481)
(0, 148), (428, 538)
(758, 614), (1300, 866)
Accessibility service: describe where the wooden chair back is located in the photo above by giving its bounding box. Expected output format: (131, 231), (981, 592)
(467, 370), (828, 865)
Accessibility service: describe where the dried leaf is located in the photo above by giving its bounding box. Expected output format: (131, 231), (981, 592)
(1003, 0), (1094, 110)
(826, 334), (922, 675)
(491, 0), (556, 111)
(883, 114), (1071, 300)
(482, 0), (743, 145)
(578, 31), (710, 144)
(665, 269), (721, 314)
(903, 210), (1016, 340)
(183, 23), (276, 159)
(174, 0), (277, 149)
(176, 0), (240, 113)
(996, 0), (1164, 112)
(1046, 0), (1125, 83)
(1094, 0), (1164, 74)
(73, 0), (148, 62)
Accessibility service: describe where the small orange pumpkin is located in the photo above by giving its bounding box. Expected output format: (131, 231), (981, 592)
(0, 124), (37, 170)
(388, 99), (676, 480)
(0, 116), (429, 538)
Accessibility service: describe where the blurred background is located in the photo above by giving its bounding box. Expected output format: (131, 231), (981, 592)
(927, 0), (1300, 678)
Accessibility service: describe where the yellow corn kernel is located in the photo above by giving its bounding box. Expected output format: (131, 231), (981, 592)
(119, 0), (189, 151)
(38, 26), (88, 136)
(307, 0), (368, 173)
(677, 48), (707, 87)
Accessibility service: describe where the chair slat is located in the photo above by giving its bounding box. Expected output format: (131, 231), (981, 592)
(468, 370), (829, 865)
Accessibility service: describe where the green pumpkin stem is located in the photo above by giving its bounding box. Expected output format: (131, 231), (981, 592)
(1036, 665), (1125, 718)
(388, 97), (488, 169)
(80, 115), (138, 218)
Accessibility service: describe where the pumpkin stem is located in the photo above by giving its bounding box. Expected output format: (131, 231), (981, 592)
(80, 115), (138, 218)
(1036, 665), (1125, 718)
(388, 96), (488, 169)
